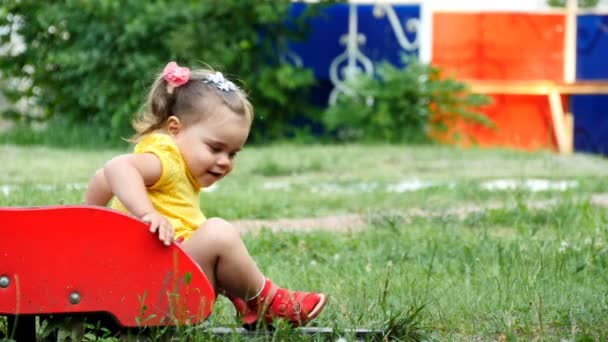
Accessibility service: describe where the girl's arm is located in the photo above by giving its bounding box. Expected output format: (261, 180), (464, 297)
(102, 153), (162, 217)
(102, 153), (174, 246)
(84, 169), (114, 206)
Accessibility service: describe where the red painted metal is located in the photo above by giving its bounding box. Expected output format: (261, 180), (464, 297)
(0, 206), (215, 327)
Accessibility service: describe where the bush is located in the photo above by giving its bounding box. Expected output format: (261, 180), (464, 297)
(547, 0), (599, 8)
(322, 57), (492, 143)
(0, 1), (325, 144)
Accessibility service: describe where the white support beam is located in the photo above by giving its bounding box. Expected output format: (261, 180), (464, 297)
(564, 0), (578, 83)
(419, 0), (433, 63)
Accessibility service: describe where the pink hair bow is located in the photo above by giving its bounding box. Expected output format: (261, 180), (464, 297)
(163, 61), (190, 93)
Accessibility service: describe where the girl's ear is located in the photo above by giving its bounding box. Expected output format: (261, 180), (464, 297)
(166, 116), (182, 136)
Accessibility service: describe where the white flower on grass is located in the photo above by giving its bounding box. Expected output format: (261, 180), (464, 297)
(584, 237), (593, 246)
(480, 179), (577, 192)
(35, 184), (55, 191)
(66, 183), (86, 191)
(310, 260), (317, 266)
(1, 185), (11, 196)
(386, 179), (434, 192)
(263, 181), (290, 190)
(559, 240), (569, 253)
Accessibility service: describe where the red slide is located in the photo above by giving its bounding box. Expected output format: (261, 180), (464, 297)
(0, 206), (215, 328)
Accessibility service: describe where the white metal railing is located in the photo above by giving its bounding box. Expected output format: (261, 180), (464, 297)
(326, 3), (422, 104)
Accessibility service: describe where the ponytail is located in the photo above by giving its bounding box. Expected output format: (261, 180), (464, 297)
(130, 76), (175, 142)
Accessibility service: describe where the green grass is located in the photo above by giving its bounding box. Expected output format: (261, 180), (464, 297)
(2, 143), (608, 340)
(3, 143), (608, 217)
(237, 202), (608, 340)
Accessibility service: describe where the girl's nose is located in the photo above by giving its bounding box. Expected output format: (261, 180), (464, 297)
(217, 153), (231, 167)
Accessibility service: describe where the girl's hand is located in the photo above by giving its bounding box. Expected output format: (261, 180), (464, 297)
(141, 211), (174, 246)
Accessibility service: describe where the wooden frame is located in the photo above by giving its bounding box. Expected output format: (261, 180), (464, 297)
(467, 80), (608, 154)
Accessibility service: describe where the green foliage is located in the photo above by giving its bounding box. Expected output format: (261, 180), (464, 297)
(0, 0), (324, 142)
(0, 121), (128, 149)
(0, 316), (5, 338)
(547, 0), (600, 8)
(323, 57), (492, 143)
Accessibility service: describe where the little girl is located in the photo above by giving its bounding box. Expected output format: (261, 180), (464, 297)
(85, 61), (327, 327)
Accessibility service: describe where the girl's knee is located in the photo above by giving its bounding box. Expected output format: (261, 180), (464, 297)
(200, 217), (241, 244)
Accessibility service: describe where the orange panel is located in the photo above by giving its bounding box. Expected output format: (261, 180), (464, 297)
(430, 95), (557, 151)
(432, 12), (565, 81)
(461, 95), (557, 150)
(431, 12), (566, 151)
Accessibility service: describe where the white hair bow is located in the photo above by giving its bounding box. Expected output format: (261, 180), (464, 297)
(204, 72), (237, 92)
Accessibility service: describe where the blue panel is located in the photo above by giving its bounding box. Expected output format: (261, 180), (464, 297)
(572, 96), (608, 155)
(573, 15), (608, 154)
(287, 3), (420, 80)
(576, 15), (608, 80)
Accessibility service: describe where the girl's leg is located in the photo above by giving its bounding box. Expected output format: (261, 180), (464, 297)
(181, 217), (264, 299)
(181, 217), (327, 326)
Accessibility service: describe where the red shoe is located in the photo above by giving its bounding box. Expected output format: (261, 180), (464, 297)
(230, 279), (327, 327)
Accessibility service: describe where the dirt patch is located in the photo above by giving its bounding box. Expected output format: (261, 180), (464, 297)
(232, 198), (566, 233)
(232, 214), (366, 233)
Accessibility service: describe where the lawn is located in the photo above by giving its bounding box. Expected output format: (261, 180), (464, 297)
(2, 143), (608, 341)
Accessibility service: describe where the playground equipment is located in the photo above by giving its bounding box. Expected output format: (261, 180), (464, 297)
(0, 206), (386, 341)
(0, 206), (215, 340)
(431, 0), (608, 154)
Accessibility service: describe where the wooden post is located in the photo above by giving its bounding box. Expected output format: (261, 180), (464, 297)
(561, 0), (577, 154)
(548, 90), (571, 154)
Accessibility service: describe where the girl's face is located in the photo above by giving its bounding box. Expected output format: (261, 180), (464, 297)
(169, 108), (251, 188)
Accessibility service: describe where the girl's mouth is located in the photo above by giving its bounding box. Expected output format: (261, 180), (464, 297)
(207, 171), (222, 178)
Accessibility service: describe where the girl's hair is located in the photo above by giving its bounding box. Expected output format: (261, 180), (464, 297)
(131, 66), (253, 141)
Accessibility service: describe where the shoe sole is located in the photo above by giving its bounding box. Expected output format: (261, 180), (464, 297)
(305, 293), (328, 323)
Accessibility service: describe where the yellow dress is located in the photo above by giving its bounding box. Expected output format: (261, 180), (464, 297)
(111, 133), (206, 241)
